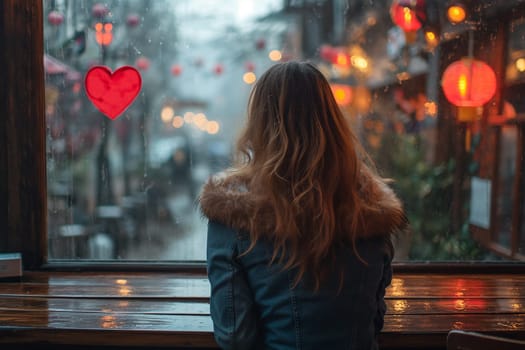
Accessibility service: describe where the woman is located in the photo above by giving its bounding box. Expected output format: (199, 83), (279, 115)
(199, 61), (406, 350)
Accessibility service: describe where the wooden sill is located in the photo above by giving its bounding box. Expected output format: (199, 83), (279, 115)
(0, 271), (524, 349)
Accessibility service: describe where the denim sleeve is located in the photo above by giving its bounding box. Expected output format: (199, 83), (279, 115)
(206, 220), (260, 350)
(374, 255), (392, 335)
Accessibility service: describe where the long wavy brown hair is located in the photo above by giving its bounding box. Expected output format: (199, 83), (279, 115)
(233, 61), (391, 289)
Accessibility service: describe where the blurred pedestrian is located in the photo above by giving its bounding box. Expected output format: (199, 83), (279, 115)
(166, 144), (196, 199)
(199, 61), (407, 350)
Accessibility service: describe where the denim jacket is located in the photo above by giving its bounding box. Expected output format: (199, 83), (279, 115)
(200, 173), (405, 350)
(206, 220), (393, 350)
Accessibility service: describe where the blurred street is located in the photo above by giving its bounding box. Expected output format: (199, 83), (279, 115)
(42, 0), (525, 262)
(124, 194), (208, 261)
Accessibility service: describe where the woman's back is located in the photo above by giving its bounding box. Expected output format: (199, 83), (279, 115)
(206, 219), (392, 350)
(200, 61), (405, 349)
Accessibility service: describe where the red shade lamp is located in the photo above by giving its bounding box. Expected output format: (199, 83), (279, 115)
(390, 0), (426, 43)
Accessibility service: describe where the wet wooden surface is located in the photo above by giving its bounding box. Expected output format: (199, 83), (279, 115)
(0, 272), (524, 349)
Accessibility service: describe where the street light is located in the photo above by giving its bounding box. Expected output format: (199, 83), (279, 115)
(95, 22), (113, 47)
(424, 27), (440, 49)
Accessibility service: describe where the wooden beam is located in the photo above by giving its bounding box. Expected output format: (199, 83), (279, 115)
(1, 0), (46, 267)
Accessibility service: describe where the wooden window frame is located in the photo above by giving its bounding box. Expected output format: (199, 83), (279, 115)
(474, 116), (525, 260)
(1, 0), (525, 274)
(1, 0), (47, 269)
(0, 0), (205, 273)
(469, 10), (525, 261)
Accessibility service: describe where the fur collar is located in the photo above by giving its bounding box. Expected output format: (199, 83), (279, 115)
(199, 172), (407, 239)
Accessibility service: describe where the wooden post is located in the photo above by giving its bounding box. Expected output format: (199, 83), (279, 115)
(0, 1), (47, 268)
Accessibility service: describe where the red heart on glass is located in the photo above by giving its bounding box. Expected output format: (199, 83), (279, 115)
(85, 65), (142, 120)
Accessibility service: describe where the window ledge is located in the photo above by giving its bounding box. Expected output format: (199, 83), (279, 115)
(0, 271), (524, 349)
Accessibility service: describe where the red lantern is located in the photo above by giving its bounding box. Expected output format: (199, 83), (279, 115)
(92, 3), (109, 19)
(255, 38), (266, 50)
(171, 64), (182, 76)
(320, 46), (350, 68)
(320, 45), (337, 62)
(213, 64), (224, 75)
(72, 82), (82, 94)
(135, 57), (150, 71)
(334, 50), (350, 68)
(442, 58), (497, 121)
(245, 61), (255, 72)
(390, 0), (426, 43)
(126, 14), (140, 28)
(47, 11), (64, 26)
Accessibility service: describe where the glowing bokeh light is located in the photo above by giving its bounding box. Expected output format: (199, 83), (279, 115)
(161, 106), (175, 122)
(516, 58), (525, 72)
(194, 113), (207, 129)
(330, 84), (352, 107)
(184, 111), (194, 123)
(206, 120), (220, 134)
(172, 116), (184, 128)
(447, 5), (466, 24)
(351, 55), (368, 70)
(243, 72), (256, 84)
(269, 50), (282, 61)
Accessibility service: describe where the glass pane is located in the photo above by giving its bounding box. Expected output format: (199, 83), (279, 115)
(44, 0), (286, 260)
(496, 126), (517, 249)
(505, 17), (525, 114)
(518, 129), (525, 255)
(43, 0), (519, 262)
(506, 17), (525, 85)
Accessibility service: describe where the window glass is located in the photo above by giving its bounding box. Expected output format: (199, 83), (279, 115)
(506, 17), (525, 85)
(518, 125), (525, 255)
(496, 126), (517, 249)
(506, 17), (525, 114)
(43, 0), (523, 262)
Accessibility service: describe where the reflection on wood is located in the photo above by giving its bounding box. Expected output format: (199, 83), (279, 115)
(0, 297), (210, 315)
(386, 298), (525, 314)
(383, 313), (525, 332)
(0, 309), (213, 331)
(0, 272), (524, 349)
